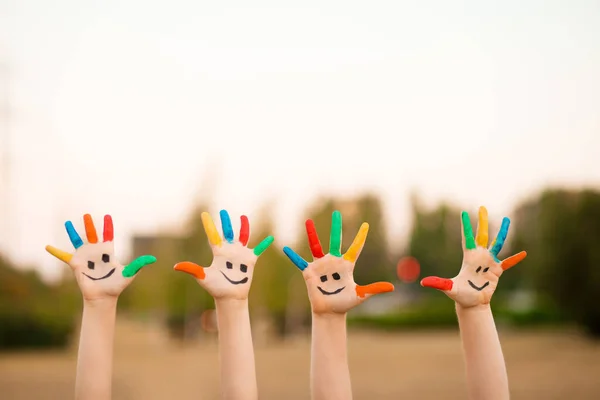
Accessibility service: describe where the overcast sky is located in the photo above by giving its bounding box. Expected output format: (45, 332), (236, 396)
(1, 0), (599, 281)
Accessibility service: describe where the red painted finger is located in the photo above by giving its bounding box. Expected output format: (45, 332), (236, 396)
(356, 282), (395, 298)
(239, 215), (250, 246)
(174, 262), (206, 280)
(305, 219), (325, 258)
(103, 215), (114, 242)
(420, 276), (453, 291)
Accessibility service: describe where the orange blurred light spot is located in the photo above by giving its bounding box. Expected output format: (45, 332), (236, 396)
(397, 256), (420, 283)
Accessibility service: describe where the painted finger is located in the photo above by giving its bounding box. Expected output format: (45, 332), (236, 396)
(253, 235), (274, 256)
(306, 219), (325, 259)
(420, 276), (453, 291)
(475, 206), (488, 248)
(103, 215), (114, 242)
(45, 245), (73, 265)
(490, 217), (511, 260)
(65, 221), (84, 249)
(201, 212), (222, 247)
(283, 246), (309, 271)
(174, 261), (206, 280)
(343, 222), (369, 263)
(330, 210), (342, 257)
(83, 214), (98, 243)
(461, 211), (476, 250)
(239, 215), (250, 246)
(122, 255), (157, 278)
(220, 209), (234, 243)
(501, 251), (527, 270)
(356, 281), (394, 298)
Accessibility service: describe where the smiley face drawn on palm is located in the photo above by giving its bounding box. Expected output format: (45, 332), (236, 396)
(284, 211), (394, 314)
(420, 206), (527, 308)
(45, 214), (156, 301)
(174, 210), (274, 300)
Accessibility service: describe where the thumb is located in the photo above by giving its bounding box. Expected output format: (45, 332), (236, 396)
(356, 282), (395, 299)
(420, 276), (453, 291)
(174, 261), (206, 280)
(122, 255), (156, 278)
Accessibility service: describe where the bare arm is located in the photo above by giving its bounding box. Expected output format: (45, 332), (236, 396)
(311, 313), (352, 400)
(215, 298), (257, 400)
(456, 304), (509, 400)
(75, 298), (118, 400)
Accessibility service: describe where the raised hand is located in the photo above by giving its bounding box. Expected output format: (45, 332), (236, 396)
(283, 210), (394, 314)
(420, 206), (527, 308)
(174, 210), (274, 300)
(45, 214), (156, 301)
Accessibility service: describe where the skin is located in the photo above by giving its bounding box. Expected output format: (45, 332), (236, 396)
(420, 206), (527, 400)
(174, 210), (273, 400)
(45, 214), (156, 400)
(283, 211), (395, 400)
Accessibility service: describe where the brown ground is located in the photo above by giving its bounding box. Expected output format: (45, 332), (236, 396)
(1, 321), (599, 399)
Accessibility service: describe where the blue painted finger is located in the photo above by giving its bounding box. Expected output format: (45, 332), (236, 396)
(283, 246), (309, 271)
(220, 209), (234, 243)
(490, 217), (511, 260)
(65, 221), (84, 249)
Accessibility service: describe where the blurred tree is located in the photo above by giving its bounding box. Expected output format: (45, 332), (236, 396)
(249, 201), (300, 336)
(406, 196), (463, 282)
(512, 189), (600, 337)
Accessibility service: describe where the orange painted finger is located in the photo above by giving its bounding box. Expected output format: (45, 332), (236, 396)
(420, 276), (453, 291)
(356, 282), (394, 298)
(83, 214), (98, 243)
(501, 251), (527, 270)
(174, 262), (206, 280)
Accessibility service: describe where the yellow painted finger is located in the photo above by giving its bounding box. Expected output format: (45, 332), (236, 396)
(45, 245), (73, 264)
(201, 212), (222, 246)
(343, 223), (369, 262)
(475, 206), (488, 247)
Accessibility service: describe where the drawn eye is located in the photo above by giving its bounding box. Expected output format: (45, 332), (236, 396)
(332, 272), (341, 280)
(320, 275), (328, 282)
(226, 261), (233, 269)
(102, 254), (110, 263)
(240, 264), (248, 273)
(483, 267), (489, 272)
(476, 266), (482, 273)
(87, 261), (95, 270)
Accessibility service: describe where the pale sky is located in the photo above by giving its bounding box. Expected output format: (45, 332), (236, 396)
(1, 0), (599, 281)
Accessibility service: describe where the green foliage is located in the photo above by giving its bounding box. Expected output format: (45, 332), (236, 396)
(0, 255), (77, 350)
(512, 189), (600, 337)
(406, 197), (463, 282)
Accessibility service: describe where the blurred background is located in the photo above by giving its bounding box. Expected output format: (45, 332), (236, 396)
(1, 0), (600, 399)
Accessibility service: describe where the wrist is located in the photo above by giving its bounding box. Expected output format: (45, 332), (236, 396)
(456, 302), (492, 316)
(83, 296), (118, 310)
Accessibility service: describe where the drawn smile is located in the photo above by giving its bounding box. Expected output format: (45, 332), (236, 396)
(317, 286), (346, 295)
(82, 268), (116, 281)
(468, 280), (490, 291)
(220, 271), (248, 285)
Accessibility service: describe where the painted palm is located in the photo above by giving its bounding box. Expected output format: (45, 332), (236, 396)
(283, 211), (394, 314)
(420, 206), (527, 307)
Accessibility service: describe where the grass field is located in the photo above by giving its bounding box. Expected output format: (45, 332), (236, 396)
(1, 320), (599, 399)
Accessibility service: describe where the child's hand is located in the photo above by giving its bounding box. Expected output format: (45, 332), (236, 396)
(174, 210), (274, 300)
(45, 214), (156, 301)
(420, 206), (527, 308)
(283, 211), (394, 314)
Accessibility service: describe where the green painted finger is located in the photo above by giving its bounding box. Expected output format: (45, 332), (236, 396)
(253, 236), (274, 256)
(122, 255), (157, 278)
(330, 210), (342, 257)
(461, 211), (476, 250)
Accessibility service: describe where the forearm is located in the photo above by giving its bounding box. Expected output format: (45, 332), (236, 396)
(76, 297), (118, 400)
(311, 313), (352, 400)
(215, 298), (257, 400)
(456, 304), (509, 400)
